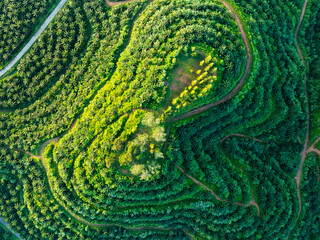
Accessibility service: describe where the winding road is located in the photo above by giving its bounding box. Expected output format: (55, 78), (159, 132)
(174, 163), (225, 202)
(2, 0), (300, 237)
(34, 0), (254, 236)
(286, 0), (309, 239)
(174, 162), (261, 216)
(170, 0), (252, 123)
(165, 0), (258, 215)
(220, 134), (266, 144)
(162, 0), (253, 187)
(0, 0), (68, 78)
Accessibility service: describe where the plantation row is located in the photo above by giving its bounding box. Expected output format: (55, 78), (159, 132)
(0, 0), (319, 239)
(300, 2), (320, 238)
(29, 0), (314, 239)
(1, 0), (249, 238)
(0, 0), (89, 109)
(0, 0), (144, 151)
(0, 150), (192, 240)
(292, 155), (320, 239)
(40, 0), (248, 228)
(0, 0), (59, 66)
(222, 137), (299, 237)
(165, 52), (221, 117)
(165, 1), (316, 239)
(165, 0), (318, 238)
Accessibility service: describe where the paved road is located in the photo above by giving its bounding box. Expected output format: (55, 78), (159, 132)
(0, 217), (23, 239)
(0, 0), (68, 78)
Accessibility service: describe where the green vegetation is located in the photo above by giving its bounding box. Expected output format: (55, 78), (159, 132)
(0, 0), (319, 239)
(0, 220), (19, 240)
(305, 0), (320, 142)
(0, 0), (89, 109)
(0, 0), (59, 67)
(165, 48), (220, 116)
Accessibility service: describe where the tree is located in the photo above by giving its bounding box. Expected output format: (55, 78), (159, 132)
(130, 164), (144, 176)
(152, 126), (166, 142)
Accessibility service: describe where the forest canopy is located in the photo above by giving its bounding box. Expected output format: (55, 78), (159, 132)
(0, 0), (319, 239)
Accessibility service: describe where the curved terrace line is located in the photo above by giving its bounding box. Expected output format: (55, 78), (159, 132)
(221, 133), (267, 144)
(220, 134), (264, 216)
(170, 0), (252, 123)
(36, 0), (254, 233)
(163, 0), (253, 155)
(0, 0), (68, 78)
(0, 0), (136, 113)
(287, 0), (309, 239)
(165, 0), (256, 215)
(4, 1), (189, 237)
(0, 0), (256, 238)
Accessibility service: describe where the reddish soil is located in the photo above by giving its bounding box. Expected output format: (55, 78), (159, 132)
(105, 0), (136, 7)
(298, 136), (302, 145)
(294, 0), (309, 67)
(293, 0), (310, 218)
(310, 135), (320, 149)
(170, 68), (191, 93)
(163, 0), (261, 217)
(233, 196), (260, 217)
(0, 0), (289, 235)
(232, 187), (260, 217)
(165, 0), (254, 199)
(166, 57), (204, 108)
(248, 188), (261, 217)
(22, 0), (177, 234)
(307, 147), (320, 155)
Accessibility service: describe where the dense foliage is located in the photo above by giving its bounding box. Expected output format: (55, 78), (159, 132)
(0, 0), (59, 66)
(305, 0), (320, 142)
(0, 219), (18, 240)
(0, 0), (319, 239)
(0, 0), (89, 109)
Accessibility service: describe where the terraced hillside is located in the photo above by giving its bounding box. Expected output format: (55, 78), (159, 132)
(0, 0), (61, 68)
(0, 0), (319, 239)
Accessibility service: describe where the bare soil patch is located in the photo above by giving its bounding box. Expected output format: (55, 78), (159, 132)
(105, 0), (136, 7)
(167, 57), (201, 105)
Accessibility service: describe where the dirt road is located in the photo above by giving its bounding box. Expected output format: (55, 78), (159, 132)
(171, 0), (252, 122)
(105, 0), (136, 7)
